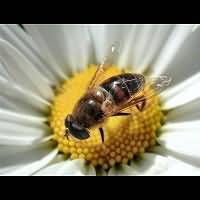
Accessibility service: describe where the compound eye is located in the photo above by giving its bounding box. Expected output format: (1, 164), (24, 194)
(67, 119), (90, 140)
(73, 128), (90, 140)
(65, 114), (72, 128)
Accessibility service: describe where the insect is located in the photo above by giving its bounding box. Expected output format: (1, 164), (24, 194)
(65, 44), (171, 143)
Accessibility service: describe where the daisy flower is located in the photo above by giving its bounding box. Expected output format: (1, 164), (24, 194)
(0, 24), (200, 176)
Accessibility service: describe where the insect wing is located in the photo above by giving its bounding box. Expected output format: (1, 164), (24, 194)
(103, 74), (172, 117)
(131, 74), (172, 105)
(145, 74), (172, 94)
(87, 42), (120, 90)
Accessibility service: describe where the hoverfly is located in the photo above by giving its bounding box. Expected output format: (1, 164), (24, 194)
(65, 43), (171, 142)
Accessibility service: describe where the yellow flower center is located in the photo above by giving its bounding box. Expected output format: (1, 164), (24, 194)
(49, 65), (164, 170)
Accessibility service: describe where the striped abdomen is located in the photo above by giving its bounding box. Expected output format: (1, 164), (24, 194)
(100, 73), (145, 105)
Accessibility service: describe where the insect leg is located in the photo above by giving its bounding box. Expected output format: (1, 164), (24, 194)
(99, 127), (104, 143)
(136, 98), (146, 112)
(112, 112), (131, 116)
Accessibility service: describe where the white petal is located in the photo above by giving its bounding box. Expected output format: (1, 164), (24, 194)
(151, 24), (195, 76)
(89, 24), (134, 67)
(158, 126), (200, 161)
(152, 147), (200, 176)
(192, 24), (200, 32)
(0, 142), (55, 173)
(161, 73), (200, 110)
(90, 24), (173, 73)
(128, 153), (200, 176)
(117, 25), (137, 68)
(0, 165), (24, 174)
(134, 24), (173, 72)
(108, 153), (184, 176)
(2, 148), (58, 176)
(99, 154), (199, 176)
(0, 95), (19, 111)
(130, 153), (168, 175)
(34, 159), (95, 176)
(118, 24), (170, 70)
(24, 24), (91, 73)
(0, 24), (59, 85)
(166, 98), (200, 122)
(48, 153), (66, 165)
(88, 25), (105, 64)
(0, 76), (50, 115)
(0, 121), (50, 146)
(0, 62), (10, 78)
(161, 121), (200, 132)
(0, 39), (54, 101)
(0, 108), (46, 125)
(21, 25), (67, 81)
(131, 25), (155, 71)
(160, 156), (200, 176)
(153, 25), (200, 86)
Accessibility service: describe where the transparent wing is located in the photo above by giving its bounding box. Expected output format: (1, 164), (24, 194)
(87, 42), (120, 90)
(145, 74), (172, 94)
(137, 74), (172, 104)
(104, 74), (172, 117)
